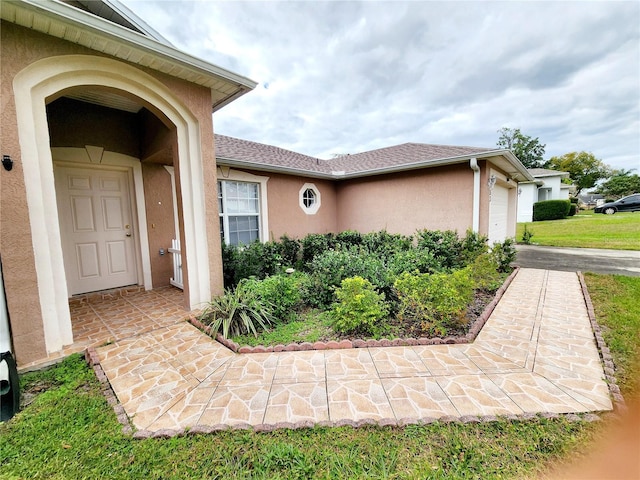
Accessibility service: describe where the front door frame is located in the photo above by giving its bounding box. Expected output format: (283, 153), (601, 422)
(13, 55), (213, 354)
(52, 149), (153, 295)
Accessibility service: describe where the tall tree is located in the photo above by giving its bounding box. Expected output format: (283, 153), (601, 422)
(544, 151), (611, 193)
(496, 127), (546, 168)
(596, 170), (640, 199)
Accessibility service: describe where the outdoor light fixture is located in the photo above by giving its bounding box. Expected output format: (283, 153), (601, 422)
(487, 174), (497, 189)
(2, 155), (13, 171)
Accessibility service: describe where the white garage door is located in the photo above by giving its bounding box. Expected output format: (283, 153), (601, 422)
(488, 185), (509, 244)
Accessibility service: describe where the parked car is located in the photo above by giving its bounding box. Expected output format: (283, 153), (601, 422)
(594, 194), (640, 214)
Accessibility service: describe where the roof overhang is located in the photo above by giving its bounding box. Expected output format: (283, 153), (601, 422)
(217, 149), (536, 182)
(1, 0), (257, 111)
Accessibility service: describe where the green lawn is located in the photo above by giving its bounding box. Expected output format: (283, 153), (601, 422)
(516, 211), (640, 250)
(1, 275), (638, 479)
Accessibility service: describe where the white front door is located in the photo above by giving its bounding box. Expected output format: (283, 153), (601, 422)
(55, 166), (138, 295)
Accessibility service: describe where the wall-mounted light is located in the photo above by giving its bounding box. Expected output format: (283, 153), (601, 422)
(487, 174), (497, 189)
(517, 188), (522, 196)
(2, 155), (13, 171)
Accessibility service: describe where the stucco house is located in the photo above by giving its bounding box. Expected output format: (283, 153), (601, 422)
(516, 168), (572, 223)
(214, 135), (534, 245)
(1, 0), (533, 369)
(1, 0), (256, 367)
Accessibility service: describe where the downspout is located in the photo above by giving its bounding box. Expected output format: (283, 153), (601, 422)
(469, 158), (480, 233)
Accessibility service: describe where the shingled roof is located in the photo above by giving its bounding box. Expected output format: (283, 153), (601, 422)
(214, 134), (513, 179)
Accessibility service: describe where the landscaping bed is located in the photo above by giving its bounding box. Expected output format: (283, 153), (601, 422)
(197, 229), (516, 350)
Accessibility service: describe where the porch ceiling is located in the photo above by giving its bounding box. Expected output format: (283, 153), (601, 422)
(1, 0), (257, 111)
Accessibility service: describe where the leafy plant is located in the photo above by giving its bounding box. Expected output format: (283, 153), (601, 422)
(302, 247), (390, 308)
(468, 253), (503, 291)
(521, 225), (534, 245)
(242, 273), (302, 323)
(329, 276), (390, 336)
(394, 269), (474, 336)
(460, 229), (489, 265)
(200, 280), (274, 338)
(533, 200), (571, 221)
(491, 238), (517, 272)
(300, 233), (333, 268)
(415, 230), (463, 269)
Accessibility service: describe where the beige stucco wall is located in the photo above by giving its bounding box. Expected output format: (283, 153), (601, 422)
(142, 164), (177, 287)
(336, 165), (474, 236)
(264, 173), (338, 239)
(1, 21), (222, 364)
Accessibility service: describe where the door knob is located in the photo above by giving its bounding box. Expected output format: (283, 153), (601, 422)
(126, 233), (132, 237)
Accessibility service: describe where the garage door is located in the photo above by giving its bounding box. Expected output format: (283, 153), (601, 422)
(488, 185), (509, 244)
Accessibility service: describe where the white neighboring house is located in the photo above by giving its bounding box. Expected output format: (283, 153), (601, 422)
(517, 168), (572, 222)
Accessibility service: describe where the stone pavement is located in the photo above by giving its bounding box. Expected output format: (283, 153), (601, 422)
(95, 269), (613, 432)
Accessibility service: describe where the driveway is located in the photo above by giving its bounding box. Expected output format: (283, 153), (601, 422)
(515, 245), (640, 277)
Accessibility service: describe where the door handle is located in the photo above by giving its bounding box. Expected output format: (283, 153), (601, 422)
(126, 233), (132, 237)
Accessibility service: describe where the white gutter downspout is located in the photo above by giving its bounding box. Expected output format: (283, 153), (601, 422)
(470, 158), (480, 233)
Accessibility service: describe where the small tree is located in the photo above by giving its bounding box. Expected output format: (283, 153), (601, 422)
(496, 127), (546, 168)
(544, 152), (611, 193)
(596, 170), (640, 199)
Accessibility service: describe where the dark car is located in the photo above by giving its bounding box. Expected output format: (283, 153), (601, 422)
(594, 193), (640, 214)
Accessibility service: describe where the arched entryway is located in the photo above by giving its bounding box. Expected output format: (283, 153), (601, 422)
(12, 55), (214, 355)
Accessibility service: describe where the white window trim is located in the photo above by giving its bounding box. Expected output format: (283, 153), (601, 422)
(217, 167), (269, 242)
(299, 183), (321, 215)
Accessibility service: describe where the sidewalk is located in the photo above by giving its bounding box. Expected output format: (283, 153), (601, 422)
(95, 268), (613, 432)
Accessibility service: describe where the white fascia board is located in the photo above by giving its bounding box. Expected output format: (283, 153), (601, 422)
(12, 0), (257, 92)
(216, 157), (336, 180)
(102, 0), (171, 45)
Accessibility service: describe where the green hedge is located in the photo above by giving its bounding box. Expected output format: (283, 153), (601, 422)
(533, 200), (571, 221)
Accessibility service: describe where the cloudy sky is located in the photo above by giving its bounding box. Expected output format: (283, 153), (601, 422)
(123, 0), (640, 171)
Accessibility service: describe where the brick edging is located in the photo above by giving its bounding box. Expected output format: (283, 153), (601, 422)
(84, 347), (133, 435)
(577, 272), (627, 414)
(192, 267), (521, 354)
(129, 410), (603, 439)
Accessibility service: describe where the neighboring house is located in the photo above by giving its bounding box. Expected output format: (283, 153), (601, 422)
(578, 193), (606, 208)
(1, 0), (533, 368)
(516, 168), (572, 222)
(214, 134), (533, 246)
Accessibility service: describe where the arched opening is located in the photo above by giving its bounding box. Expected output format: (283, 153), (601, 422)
(13, 55), (213, 354)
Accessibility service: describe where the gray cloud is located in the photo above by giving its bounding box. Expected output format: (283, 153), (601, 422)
(124, 0), (640, 172)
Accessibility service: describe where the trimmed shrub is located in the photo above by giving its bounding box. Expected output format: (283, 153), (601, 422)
(568, 204), (577, 216)
(329, 276), (389, 336)
(301, 248), (389, 308)
(532, 200), (571, 221)
(394, 268), (474, 336)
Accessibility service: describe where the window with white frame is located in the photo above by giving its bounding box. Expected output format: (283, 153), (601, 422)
(299, 183), (321, 214)
(218, 180), (261, 245)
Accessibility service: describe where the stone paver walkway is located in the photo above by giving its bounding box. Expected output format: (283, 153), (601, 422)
(96, 269), (613, 432)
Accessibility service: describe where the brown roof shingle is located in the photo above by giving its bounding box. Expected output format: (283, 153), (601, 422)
(214, 134), (497, 178)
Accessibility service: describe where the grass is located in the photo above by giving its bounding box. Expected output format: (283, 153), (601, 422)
(1, 274), (639, 479)
(232, 309), (333, 347)
(516, 210), (640, 250)
(584, 273), (640, 397)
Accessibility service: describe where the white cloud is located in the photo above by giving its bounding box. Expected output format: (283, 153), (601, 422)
(123, 0), (640, 171)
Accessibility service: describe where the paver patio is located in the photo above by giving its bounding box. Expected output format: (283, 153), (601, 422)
(95, 268), (613, 432)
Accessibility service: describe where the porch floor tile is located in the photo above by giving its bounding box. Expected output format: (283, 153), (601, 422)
(94, 269), (613, 432)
